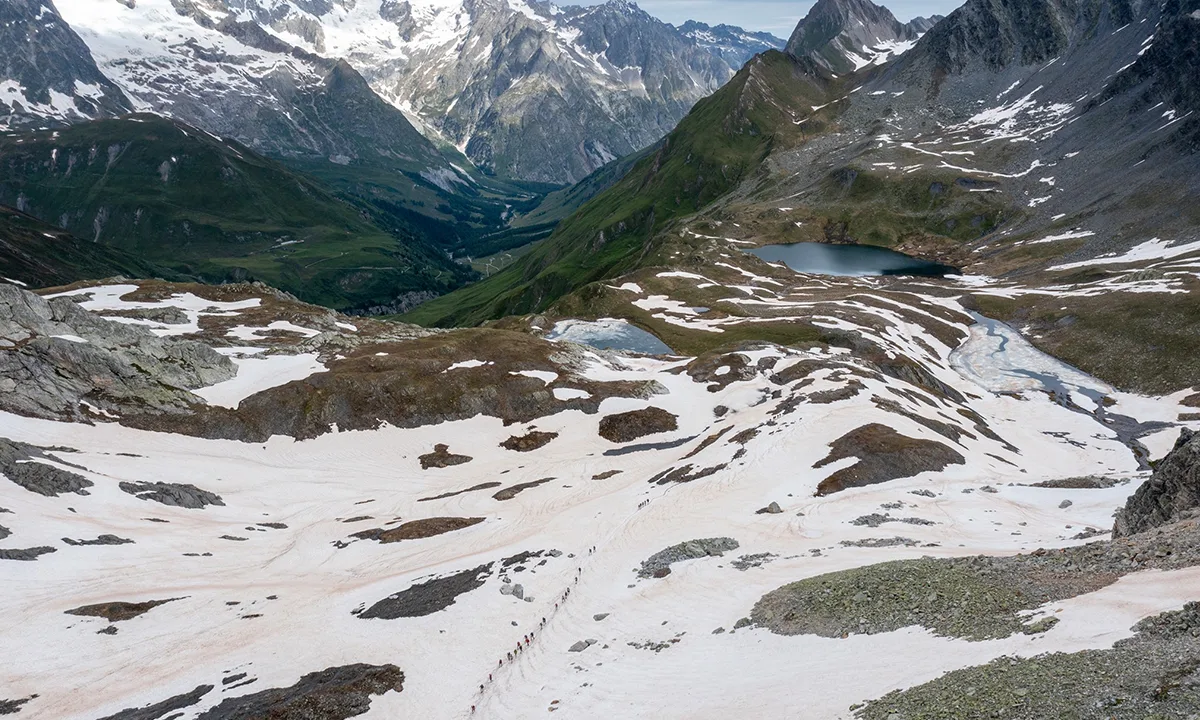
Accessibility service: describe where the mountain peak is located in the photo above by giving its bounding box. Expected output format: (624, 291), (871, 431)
(785, 0), (925, 74)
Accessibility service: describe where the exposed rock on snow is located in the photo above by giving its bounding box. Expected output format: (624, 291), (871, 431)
(0, 545), (56, 561)
(598, 407), (679, 443)
(118, 481), (224, 509)
(1115, 429), (1200, 537)
(417, 482), (502, 502)
(358, 565), (493, 620)
(65, 598), (180, 622)
(193, 664), (403, 720)
(0, 697), (34, 715)
(814, 424), (966, 495)
(419, 444), (473, 470)
(493, 478), (555, 501)
(96, 683), (213, 720)
(0, 437), (92, 496)
(638, 538), (740, 578)
(349, 517), (485, 544)
(500, 431), (559, 452)
(62, 534), (134, 546)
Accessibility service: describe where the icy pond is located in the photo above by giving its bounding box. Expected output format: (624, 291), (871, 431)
(546, 318), (674, 355)
(745, 242), (958, 277)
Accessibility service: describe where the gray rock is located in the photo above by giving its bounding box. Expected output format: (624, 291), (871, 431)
(0, 285), (235, 422)
(62, 534), (134, 546)
(499, 583), (514, 596)
(119, 481), (224, 509)
(0, 437), (93, 496)
(638, 537), (739, 578)
(511, 584), (524, 600)
(0, 545), (57, 561)
(594, 613), (609, 621)
(1114, 429), (1200, 537)
(0, 524), (8, 540)
(756, 501), (784, 514)
(1059, 499), (1073, 509)
(568, 639), (598, 653)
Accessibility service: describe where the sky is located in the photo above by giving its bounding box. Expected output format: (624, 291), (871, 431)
(574, 0), (965, 38)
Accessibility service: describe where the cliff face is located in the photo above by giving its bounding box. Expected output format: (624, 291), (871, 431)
(1115, 429), (1200, 537)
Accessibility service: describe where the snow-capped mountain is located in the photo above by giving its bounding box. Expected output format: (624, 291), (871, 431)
(226, 0), (763, 183)
(49, 0), (451, 174)
(43, 0), (771, 184)
(785, 0), (941, 73)
(0, 0), (131, 130)
(676, 20), (786, 69)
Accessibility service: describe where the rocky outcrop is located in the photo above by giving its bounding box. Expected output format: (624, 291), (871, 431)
(814, 424), (965, 496)
(1114, 429), (1200, 537)
(0, 546), (56, 561)
(418, 444), (473, 470)
(500, 431), (559, 452)
(62, 535), (134, 547)
(0, 438), (92, 496)
(65, 598), (180, 622)
(118, 481), (224, 509)
(598, 407), (679, 443)
(358, 564), (493, 619)
(96, 684), (214, 720)
(0, 284), (234, 421)
(492, 478), (554, 501)
(194, 664), (403, 720)
(638, 537), (740, 578)
(99, 665), (403, 720)
(349, 517), (485, 544)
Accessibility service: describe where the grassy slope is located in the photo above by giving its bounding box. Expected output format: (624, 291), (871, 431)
(0, 204), (179, 288)
(0, 115), (475, 310)
(404, 51), (838, 327)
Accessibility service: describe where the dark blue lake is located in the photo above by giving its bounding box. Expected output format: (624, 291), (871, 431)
(745, 242), (958, 277)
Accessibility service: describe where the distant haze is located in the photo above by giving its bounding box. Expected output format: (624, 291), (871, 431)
(574, 0), (966, 37)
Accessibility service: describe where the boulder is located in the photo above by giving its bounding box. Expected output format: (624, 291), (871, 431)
(1114, 429), (1200, 537)
(598, 407), (678, 443)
